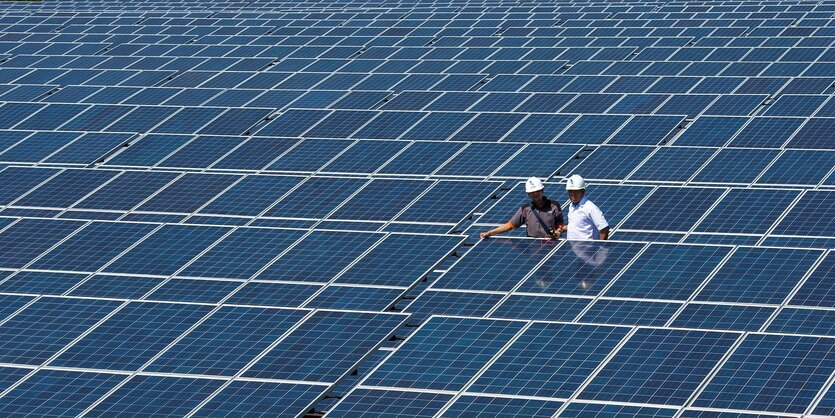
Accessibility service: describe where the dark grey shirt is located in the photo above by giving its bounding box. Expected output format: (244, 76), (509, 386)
(509, 198), (564, 238)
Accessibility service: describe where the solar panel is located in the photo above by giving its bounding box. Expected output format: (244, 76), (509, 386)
(85, 375), (225, 417)
(0, 369), (125, 417)
(692, 334), (835, 414)
(442, 395), (563, 417)
(363, 316), (526, 391)
(243, 310), (407, 382)
(327, 389), (452, 418)
(579, 328), (740, 405)
(470, 322), (630, 397)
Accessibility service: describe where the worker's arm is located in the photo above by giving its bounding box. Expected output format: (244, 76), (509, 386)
(480, 222), (515, 239)
(599, 227), (610, 240)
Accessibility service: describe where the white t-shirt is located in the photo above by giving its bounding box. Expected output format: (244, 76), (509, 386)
(567, 196), (609, 240)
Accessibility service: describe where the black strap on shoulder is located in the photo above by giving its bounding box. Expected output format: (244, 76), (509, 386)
(529, 202), (554, 236)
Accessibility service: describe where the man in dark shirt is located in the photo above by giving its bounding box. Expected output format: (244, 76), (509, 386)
(480, 177), (564, 240)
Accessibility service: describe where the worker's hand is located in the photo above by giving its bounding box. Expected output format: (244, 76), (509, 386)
(479, 231), (490, 239)
(549, 230), (561, 240)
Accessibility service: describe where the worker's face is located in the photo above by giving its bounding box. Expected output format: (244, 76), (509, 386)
(567, 189), (584, 204)
(527, 189), (544, 204)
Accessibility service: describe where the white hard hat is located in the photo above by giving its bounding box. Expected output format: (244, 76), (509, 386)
(525, 177), (544, 193)
(565, 174), (587, 190)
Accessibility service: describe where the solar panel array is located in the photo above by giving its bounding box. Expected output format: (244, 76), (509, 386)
(0, 0), (833, 416)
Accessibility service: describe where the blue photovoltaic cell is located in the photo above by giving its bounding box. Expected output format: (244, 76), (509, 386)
(696, 247), (822, 304)
(305, 286), (403, 311)
(672, 116), (748, 147)
(191, 380), (326, 418)
(0, 219), (83, 269)
(450, 113), (526, 142)
(0, 132), (80, 163)
(0, 294), (34, 323)
(199, 175), (302, 216)
(303, 110), (377, 138)
(352, 111), (425, 139)
(14, 169), (120, 208)
(579, 328), (739, 405)
(628, 147), (716, 182)
(136, 173), (240, 213)
(152, 107), (225, 134)
(773, 190), (835, 236)
(727, 117), (804, 148)
(244, 310), (406, 382)
(489, 295), (590, 321)
(376, 141), (463, 175)
(156, 136), (240, 169)
(179, 228), (305, 280)
(255, 109), (329, 137)
(786, 117), (835, 149)
(434, 238), (553, 291)
(554, 114), (629, 144)
(0, 366), (32, 393)
(51, 301), (214, 371)
(336, 234), (462, 287)
(0, 369), (124, 417)
(255, 231), (381, 282)
(503, 114), (575, 143)
(146, 279), (241, 304)
(327, 389), (452, 418)
(517, 241), (645, 296)
(756, 150), (835, 186)
(790, 253), (835, 307)
(45, 132), (131, 165)
(470, 323), (630, 398)
(703, 94), (766, 116)
(621, 187), (726, 232)
(696, 189), (799, 234)
(441, 396), (563, 418)
(672, 303), (775, 332)
(605, 244), (731, 300)
(364, 317), (526, 391)
(68, 275), (163, 300)
(607, 115), (683, 145)
(85, 375), (225, 418)
(434, 143), (522, 177)
(0, 167), (59, 205)
(319, 139), (406, 174)
(680, 411), (791, 418)
(569, 146), (655, 180)
(146, 306), (307, 376)
(397, 181), (499, 223)
(225, 282), (322, 308)
(211, 137), (296, 170)
(693, 334), (835, 414)
(264, 177), (368, 219)
(559, 403), (678, 418)
(691, 149), (780, 184)
(104, 224), (229, 276)
(330, 179), (432, 221)
(198, 108), (270, 136)
(104, 134), (193, 167)
(493, 144), (581, 179)
(31, 221), (156, 272)
(404, 290), (504, 324)
(267, 138), (351, 172)
(579, 299), (682, 326)
(766, 308), (835, 337)
(400, 112), (474, 140)
(0, 271), (87, 295)
(0, 296), (121, 365)
(73, 171), (179, 210)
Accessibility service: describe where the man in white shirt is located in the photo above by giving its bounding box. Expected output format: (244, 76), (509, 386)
(558, 175), (609, 240)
